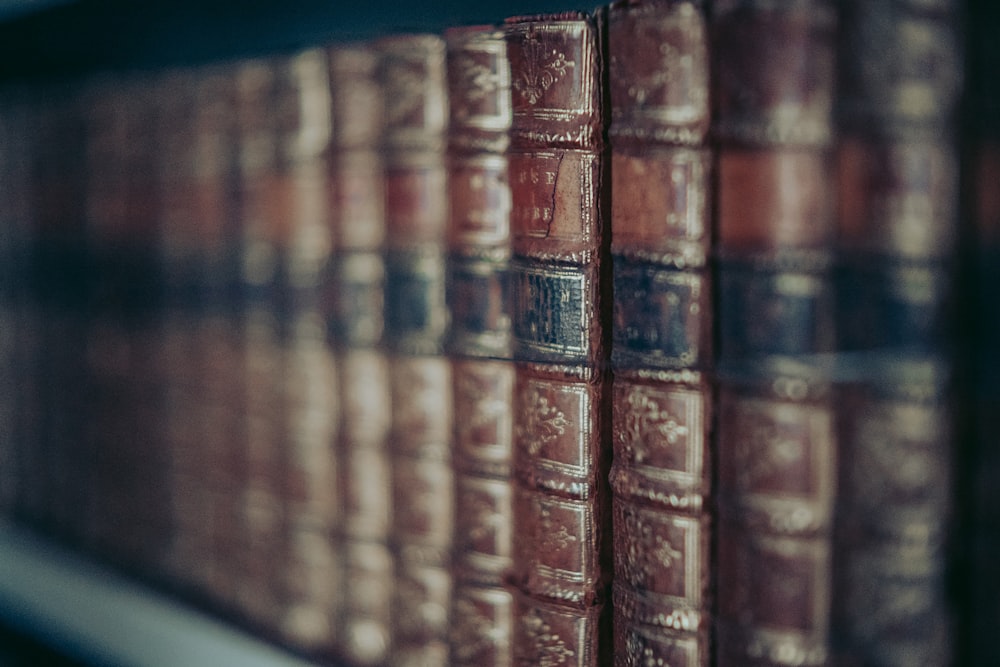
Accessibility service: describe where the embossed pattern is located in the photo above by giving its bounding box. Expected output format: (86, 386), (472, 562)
(328, 45), (392, 667)
(504, 11), (611, 667)
(379, 33), (454, 667)
(713, 1), (838, 664)
(446, 26), (516, 667)
(608, 3), (713, 666)
(832, 2), (962, 664)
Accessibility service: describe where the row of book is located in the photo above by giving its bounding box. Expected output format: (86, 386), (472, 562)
(0, 0), (997, 665)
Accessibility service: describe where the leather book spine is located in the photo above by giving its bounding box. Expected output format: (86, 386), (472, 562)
(35, 82), (87, 547)
(269, 49), (339, 655)
(234, 56), (340, 644)
(327, 44), (394, 667)
(503, 12), (612, 667)
(155, 64), (243, 604)
(378, 34), (453, 667)
(234, 57), (293, 633)
(153, 67), (201, 590)
(121, 73), (171, 575)
(966, 2), (1000, 663)
(0, 85), (39, 525)
(833, 3), (963, 664)
(189, 63), (246, 611)
(445, 25), (515, 667)
(130, 72), (168, 569)
(712, 2), (838, 665)
(82, 74), (167, 567)
(606, 2), (712, 666)
(13, 86), (54, 532)
(0, 88), (31, 514)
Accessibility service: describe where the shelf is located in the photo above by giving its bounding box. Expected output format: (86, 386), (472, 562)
(0, 520), (319, 667)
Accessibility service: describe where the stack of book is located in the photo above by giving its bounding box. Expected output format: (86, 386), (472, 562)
(0, 0), (994, 665)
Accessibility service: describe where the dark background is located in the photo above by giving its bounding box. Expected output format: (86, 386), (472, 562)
(0, 0), (581, 80)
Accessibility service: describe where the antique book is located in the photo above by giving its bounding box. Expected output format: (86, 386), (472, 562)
(503, 11), (612, 667)
(233, 57), (288, 631)
(154, 65), (221, 597)
(233, 52), (340, 650)
(0, 87), (31, 515)
(29, 80), (90, 547)
(712, 1), (839, 665)
(833, 2), (963, 664)
(606, 2), (713, 666)
(444, 24), (516, 667)
(267, 49), (339, 655)
(327, 43), (394, 667)
(0, 84), (45, 527)
(166, 62), (246, 610)
(378, 34), (454, 667)
(80, 72), (172, 569)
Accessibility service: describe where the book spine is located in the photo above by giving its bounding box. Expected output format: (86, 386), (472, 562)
(123, 73), (172, 575)
(155, 64), (241, 603)
(327, 44), (394, 667)
(378, 34), (454, 667)
(503, 12), (612, 667)
(0, 87), (31, 515)
(270, 49), (339, 655)
(833, 2), (963, 664)
(4, 84), (43, 530)
(712, 2), (839, 665)
(34, 81), (87, 545)
(82, 74), (167, 566)
(233, 57), (288, 633)
(190, 62), (246, 611)
(153, 66), (201, 591)
(606, 2), (712, 665)
(445, 25), (516, 667)
(234, 51), (339, 651)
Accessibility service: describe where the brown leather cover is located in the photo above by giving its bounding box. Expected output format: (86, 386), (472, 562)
(832, 3), (962, 664)
(233, 52), (339, 651)
(0, 89), (30, 517)
(328, 44), (393, 667)
(607, 3), (712, 665)
(712, 0), (836, 147)
(504, 11), (611, 667)
(154, 65), (239, 604)
(712, 2), (837, 665)
(446, 25), (515, 667)
(82, 73), (173, 571)
(379, 34), (453, 667)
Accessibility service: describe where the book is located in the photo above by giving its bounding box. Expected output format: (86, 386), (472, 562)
(606, 1), (713, 665)
(833, 2), (963, 664)
(29, 79), (88, 546)
(378, 33), (454, 667)
(170, 61), (245, 613)
(327, 42), (394, 667)
(80, 72), (170, 568)
(711, 1), (839, 665)
(503, 10), (612, 666)
(267, 49), (339, 655)
(154, 64), (225, 598)
(1, 3), (996, 665)
(444, 24), (516, 667)
(0, 87), (30, 514)
(231, 53), (340, 652)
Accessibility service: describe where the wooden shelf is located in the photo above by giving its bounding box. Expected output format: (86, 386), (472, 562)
(0, 521), (319, 667)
